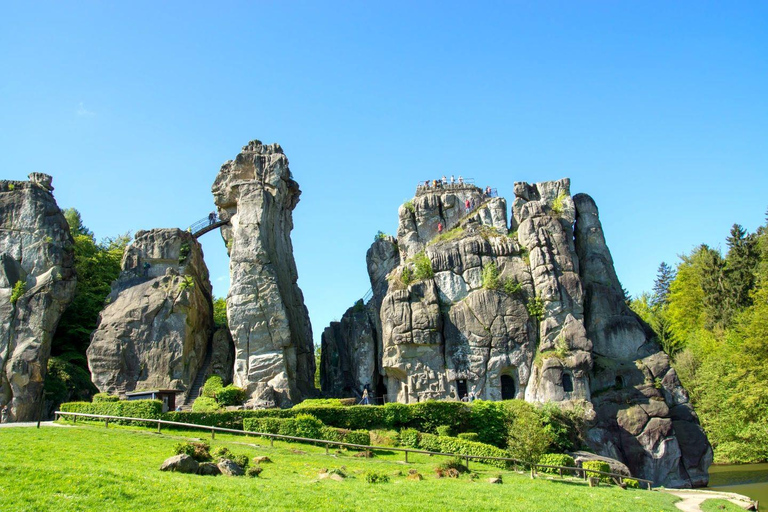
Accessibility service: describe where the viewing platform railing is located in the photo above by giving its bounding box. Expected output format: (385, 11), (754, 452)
(186, 215), (230, 238)
(54, 411), (654, 490)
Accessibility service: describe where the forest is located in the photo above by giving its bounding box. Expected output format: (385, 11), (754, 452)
(631, 212), (768, 463)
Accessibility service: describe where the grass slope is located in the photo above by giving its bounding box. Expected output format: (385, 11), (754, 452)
(0, 424), (680, 512)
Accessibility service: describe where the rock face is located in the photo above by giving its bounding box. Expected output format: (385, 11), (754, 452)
(87, 228), (213, 401)
(0, 174), (76, 421)
(321, 180), (711, 488)
(212, 141), (314, 407)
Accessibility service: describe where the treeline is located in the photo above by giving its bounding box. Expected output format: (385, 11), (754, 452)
(631, 213), (768, 463)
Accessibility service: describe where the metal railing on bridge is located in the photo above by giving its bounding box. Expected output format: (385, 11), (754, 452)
(187, 214), (230, 238)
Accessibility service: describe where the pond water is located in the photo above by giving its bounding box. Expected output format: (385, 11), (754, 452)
(707, 463), (768, 505)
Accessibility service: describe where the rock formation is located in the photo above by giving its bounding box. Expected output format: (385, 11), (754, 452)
(0, 174), (76, 421)
(87, 228), (214, 401)
(321, 179), (712, 487)
(212, 140), (314, 407)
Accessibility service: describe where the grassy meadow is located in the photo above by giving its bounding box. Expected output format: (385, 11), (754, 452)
(0, 422), (681, 511)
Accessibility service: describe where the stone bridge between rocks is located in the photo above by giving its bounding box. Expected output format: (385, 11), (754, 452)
(187, 215), (230, 238)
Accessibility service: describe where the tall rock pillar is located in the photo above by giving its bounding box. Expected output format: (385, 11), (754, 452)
(0, 174), (76, 421)
(212, 141), (314, 406)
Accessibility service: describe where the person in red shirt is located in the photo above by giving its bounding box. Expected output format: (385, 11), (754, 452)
(438, 222), (443, 234)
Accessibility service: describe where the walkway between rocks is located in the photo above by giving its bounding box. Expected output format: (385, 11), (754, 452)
(662, 489), (757, 511)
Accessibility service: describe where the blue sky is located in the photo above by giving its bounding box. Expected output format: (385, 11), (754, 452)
(1, 2), (766, 346)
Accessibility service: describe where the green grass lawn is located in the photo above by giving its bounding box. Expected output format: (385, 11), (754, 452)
(700, 499), (748, 511)
(0, 422), (681, 511)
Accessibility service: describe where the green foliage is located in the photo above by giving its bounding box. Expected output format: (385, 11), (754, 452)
(429, 226), (465, 245)
(59, 399), (162, 426)
(482, 262), (501, 290)
(7, 183), (15, 191)
(417, 433), (510, 469)
(213, 297), (228, 328)
(526, 297), (545, 320)
(93, 393), (119, 403)
(178, 242), (191, 264)
(457, 432), (479, 442)
(292, 414), (324, 439)
(550, 191), (568, 217)
(202, 375), (224, 398)
(351, 298), (365, 313)
(398, 428), (421, 448)
(539, 403), (586, 453)
(243, 417), (371, 447)
(10, 280), (26, 304)
(505, 400), (552, 463)
(468, 400), (508, 447)
(503, 278), (523, 296)
(178, 275), (195, 291)
(435, 425), (453, 437)
(231, 453), (250, 470)
(374, 230), (390, 242)
(582, 460), (611, 483)
(192, 397), (221, 413)
(215, 385), (246, 407)
(295, 398), (354, 408)
(624, 478), (640, 489)
(400, 266), (413, 286)
(403, 200), (415, 214)
(412, 251), (434, 280)
(44, 356), (98, 408)
(246, 465), (263, 477)
(436, 457), (469, 474)
(174, 441), (212, 462)
(365, 470), (390, 484)
(537, 453), (575, 475)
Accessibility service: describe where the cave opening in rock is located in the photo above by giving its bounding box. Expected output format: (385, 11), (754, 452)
(456, 379), (468, 399)
(615, 375), (624, 389)
(562, 373), (573, 393)
(501, 374), (515, 399)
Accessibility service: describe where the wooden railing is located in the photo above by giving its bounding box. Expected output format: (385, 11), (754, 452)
(54, 411), (653, 490)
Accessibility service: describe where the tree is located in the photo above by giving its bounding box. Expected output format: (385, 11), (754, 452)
(504, 400), (552, 463)
(213, 297), (228, 328)
(651, 262), (675, 308)
(724, 224), (759, 313)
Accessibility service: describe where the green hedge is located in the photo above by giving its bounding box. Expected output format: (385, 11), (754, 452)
(59, 400), (162, 426)
(416, 433), (511, 469)
(582, 460), (612, 483)
(243, 416), (371, 447)
(537, 453), (576, 475)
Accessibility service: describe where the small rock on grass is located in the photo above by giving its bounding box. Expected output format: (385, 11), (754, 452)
(217, 458), (244, 476)
(197, 462), (221, 476)
(160, 454), (199, 474)
(253, 456), (272, 464)
(488, 477), (503, 484)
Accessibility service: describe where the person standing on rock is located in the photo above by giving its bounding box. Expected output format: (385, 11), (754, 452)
(465, 199), (470, 212)
(458, 175), (464, 184)
(1, 405), (8, 423)
(450, 175), (455, 185)
(361, 388), (370, 405)
(437, 222), (443, 234)
(143, 261), (150, 278)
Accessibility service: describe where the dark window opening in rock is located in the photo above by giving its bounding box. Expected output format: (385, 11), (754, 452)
(501, 375), (515, 400)
(562, 373), (573, 393)
(376, 378), (387, 404)
(457, 379), (468, 399)
(615, 376), (624, 389)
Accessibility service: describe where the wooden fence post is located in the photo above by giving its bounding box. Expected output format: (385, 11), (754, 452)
(211, 429), (215, 440)
(405, 450), (408, 463)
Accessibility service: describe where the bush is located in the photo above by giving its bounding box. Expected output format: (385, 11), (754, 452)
(418, 433), (510, 469)
(174, 442), (211, 462)
(537, 453), (576, 475)
(624, 478), (640, 488)
(482, 262), (501, 290)
(526, 297), (545, 320)
(201, 376), (223, 399)
(550, 191), (568, 217)
(10, 280), (26, 305)
(344, 430), (372, 446)
(398, 428), (420, 448)
(295, 398), (354, 409)
(246, 465), (263, 478)
(435, 425), (453, 437)
(231, 454), (249, 470)
(436, 457), (469, 475)
(457, 432), (479, 442)
(582, 460), (612, 483)
(365, 470), (390, 484)
(403, 200), (415, 214)
(242, 417), (370, 447)
(59, 399), (162, 426)
(92, 393), (119, 403)
(540, 402), (586, 453)
(412, 251), (434, 280)
(292, 414), (324, 440)
(505, 400), (552, 463)
(215, 385), (246, 406)
(468, 400), (508, 447)
(192, 396), (221, 413)
(212, 446), (233, 460)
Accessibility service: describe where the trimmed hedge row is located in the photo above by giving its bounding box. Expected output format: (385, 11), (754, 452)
(59, 400), (162, 426)
(582, 460), (612, 483)
(537, 453), (576, 475)
(398, 428), (510, 469)
(243, 416), (370, 446)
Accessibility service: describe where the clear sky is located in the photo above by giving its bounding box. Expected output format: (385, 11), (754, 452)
(1, 2), (766, 347)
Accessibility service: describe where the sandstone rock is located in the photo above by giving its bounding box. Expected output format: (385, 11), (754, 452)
(197, 462), (221, 476)
(0, 174), (76, 421)
(217, 458), (244, 476)
(206, 326), (235, 385)
(87, 229), (213, 404)
(488, 477), (502, 484)
(253, 456), (272, 464)
(407, 472), (424, 481)
(160, 454), (199, 474)
(212, 141), (314, 406)
(570, 451), (630, 477)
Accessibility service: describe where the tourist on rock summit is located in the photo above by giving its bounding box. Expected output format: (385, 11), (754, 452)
(438, 222), (443, 234)
(465, 198), (471, 211)
(442, 175), (447, 185)
(458, 175), (464, 184)
(450, 174), (455, 184)
(208, 211), (217, 225)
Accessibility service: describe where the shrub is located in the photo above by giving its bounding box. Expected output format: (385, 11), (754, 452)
(246, 465), (263, 478)
(401, 267), (413, 286)
(174, 441), (211, 462)
(201, 376), (224, 399)
(624, 478), (640, 488)
(503, 278), (523, 296)
(468, 400), (508, 447)
(435, 425), (453, 437)
(178, 242), (191, 264)
(192, 396), (221, 413)
(295, 398), (354, 408)
(245, 417), (284, 434)
(436, 457), (469, 474)
(403, 200), (415, 214)
(537, 453), (576, 475)
(582, 460), (612, 483)
(231, 454), (249, 470)
(179, 275), (195, 290)
(412, 251), (433, 280)
(505, 400), (552, 463)
(293, 414), (324, 440)
(59, 399), (162, 426)
(407, 401), (470, 433)
(398, 428), (420, 448)
(550, 191), (568, 217)
(344, 430), (371, 446)
(457, 432), (479, 442)
(242, 417), (370, 447)
(215, 385), (246, 406)
(10, 281), (26, 305)
(7, 183), (15, 191)
(212, 446), (233, 460)
(482, 262), (501, 290)
(92, 393), (119, 403)
(365, 471), (390, 484)
(540, 402), (586, 453)
(418, 433), (510, 469)
(526, 297), (545, 320)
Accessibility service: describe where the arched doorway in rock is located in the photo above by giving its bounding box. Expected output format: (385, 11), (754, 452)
(500, 374), (516, 400)
(456, 379), (468, 399)
(615, 375), (624, 389)
(562, 372), (573, 393)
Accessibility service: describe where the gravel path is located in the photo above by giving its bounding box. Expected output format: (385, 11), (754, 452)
(0, 421), (70, 428)
(662, 489), (757, 511)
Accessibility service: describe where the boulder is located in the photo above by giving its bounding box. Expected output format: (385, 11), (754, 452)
(197, 462), (221, 476)
(217, 458), (244, 476)
(212, 140), (315, 406)
(488, 477), (503, 484)
(87, 228), (213, 403)
(0, 174), (76, 421)
(253, 456), (272, 464)
(160, 454), (199, 474)
(569, 451), (630, 477)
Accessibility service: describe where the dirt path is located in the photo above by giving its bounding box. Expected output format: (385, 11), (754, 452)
(662, 489), (757, 511)
(0, 421), (70, 428)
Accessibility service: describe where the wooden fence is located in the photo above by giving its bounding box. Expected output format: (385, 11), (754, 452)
(54, 411), (653, 490)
